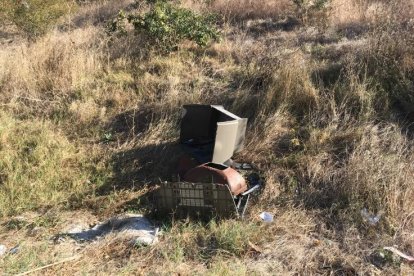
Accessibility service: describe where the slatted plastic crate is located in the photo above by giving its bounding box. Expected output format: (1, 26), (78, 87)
(156, 182), (238, 219)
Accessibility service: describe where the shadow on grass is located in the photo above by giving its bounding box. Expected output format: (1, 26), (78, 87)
(84, 140), (186, 220)
(107, 105), (159, 143)
(98, 141), (184, 194)
(244, 16), (300, 37)
(76, 103), (183, 217)
(104, 104), (183, 193)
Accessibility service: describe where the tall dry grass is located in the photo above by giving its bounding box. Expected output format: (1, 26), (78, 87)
(0, 0), (414, 274)
(183, 0), (295, 21)
(330, 0), (386, 29)
(0, 2), (131, 217)
(0, 27), (103, 117)
(231, 14), (414, 268)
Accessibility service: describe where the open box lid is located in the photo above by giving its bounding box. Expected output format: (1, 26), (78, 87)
(180, 104), (247, 164)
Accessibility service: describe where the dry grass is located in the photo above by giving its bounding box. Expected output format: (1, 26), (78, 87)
(67, 0), (135, 29)
(0, 111), (104, 217)
(201, 0), (295, 21)
(330, 0), (386, 29)
(0, 26), (104, 119)
(182, 0), (294, 22)
(0, 0), (414, 274)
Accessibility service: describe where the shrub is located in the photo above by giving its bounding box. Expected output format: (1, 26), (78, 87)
(108, 0), (220, 52)
(1, 0), (75, 38)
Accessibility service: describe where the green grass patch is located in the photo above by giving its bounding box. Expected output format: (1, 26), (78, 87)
(0, 111), (101, 217)
(160, 220), (260, 264)
(1, 242), (50, 275)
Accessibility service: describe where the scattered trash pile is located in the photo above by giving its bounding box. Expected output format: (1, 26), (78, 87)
(156, 104), (264, 219)
(53, 105), (261, 249)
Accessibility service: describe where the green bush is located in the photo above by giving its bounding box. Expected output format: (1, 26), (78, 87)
(1, 0), (75, 38)
(108, 0), (220, 52)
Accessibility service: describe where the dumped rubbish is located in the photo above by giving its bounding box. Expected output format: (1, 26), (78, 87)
(156, 105), (264, 219)
(65, 214), (158, 246)
(233, 162), (253, 170)
(384, 246), (414, 263)
(259, 212), (274, 223)
(184, 162), (247, 195)
(0, 244), (6, 256)
(361, 208), (382, 226)
(0, 244), (19, 257)
(9, 245), (19, 254)
(179, 104), (247, 165)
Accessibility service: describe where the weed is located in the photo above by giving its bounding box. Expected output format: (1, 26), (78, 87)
(108, 0), (220, 52)
(2, 0), (76, 39)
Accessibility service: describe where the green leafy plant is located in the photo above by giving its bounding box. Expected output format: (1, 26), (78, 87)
(1, 0), (75, 39)
(108, 0), (220, 52)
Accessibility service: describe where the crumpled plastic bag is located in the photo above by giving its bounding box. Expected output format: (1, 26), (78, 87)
(65, 214), (159, 246)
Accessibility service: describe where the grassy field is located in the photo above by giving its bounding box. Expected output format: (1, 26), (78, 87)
(0, 0), (414, 274)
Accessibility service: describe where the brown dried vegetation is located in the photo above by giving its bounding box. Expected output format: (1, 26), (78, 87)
(1, 0), (414, 274)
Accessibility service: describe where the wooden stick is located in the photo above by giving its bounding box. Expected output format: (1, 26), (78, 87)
(16, 256), (81, 276)
(384, 247), (414, 263)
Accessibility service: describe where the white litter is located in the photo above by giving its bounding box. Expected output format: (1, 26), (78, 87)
(66, 214), (158, 246)
(259, 212), (274, 223)
(361, 208), (382, 226)
(0, 244), (6, 256)
(9, 245), (19, 254)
